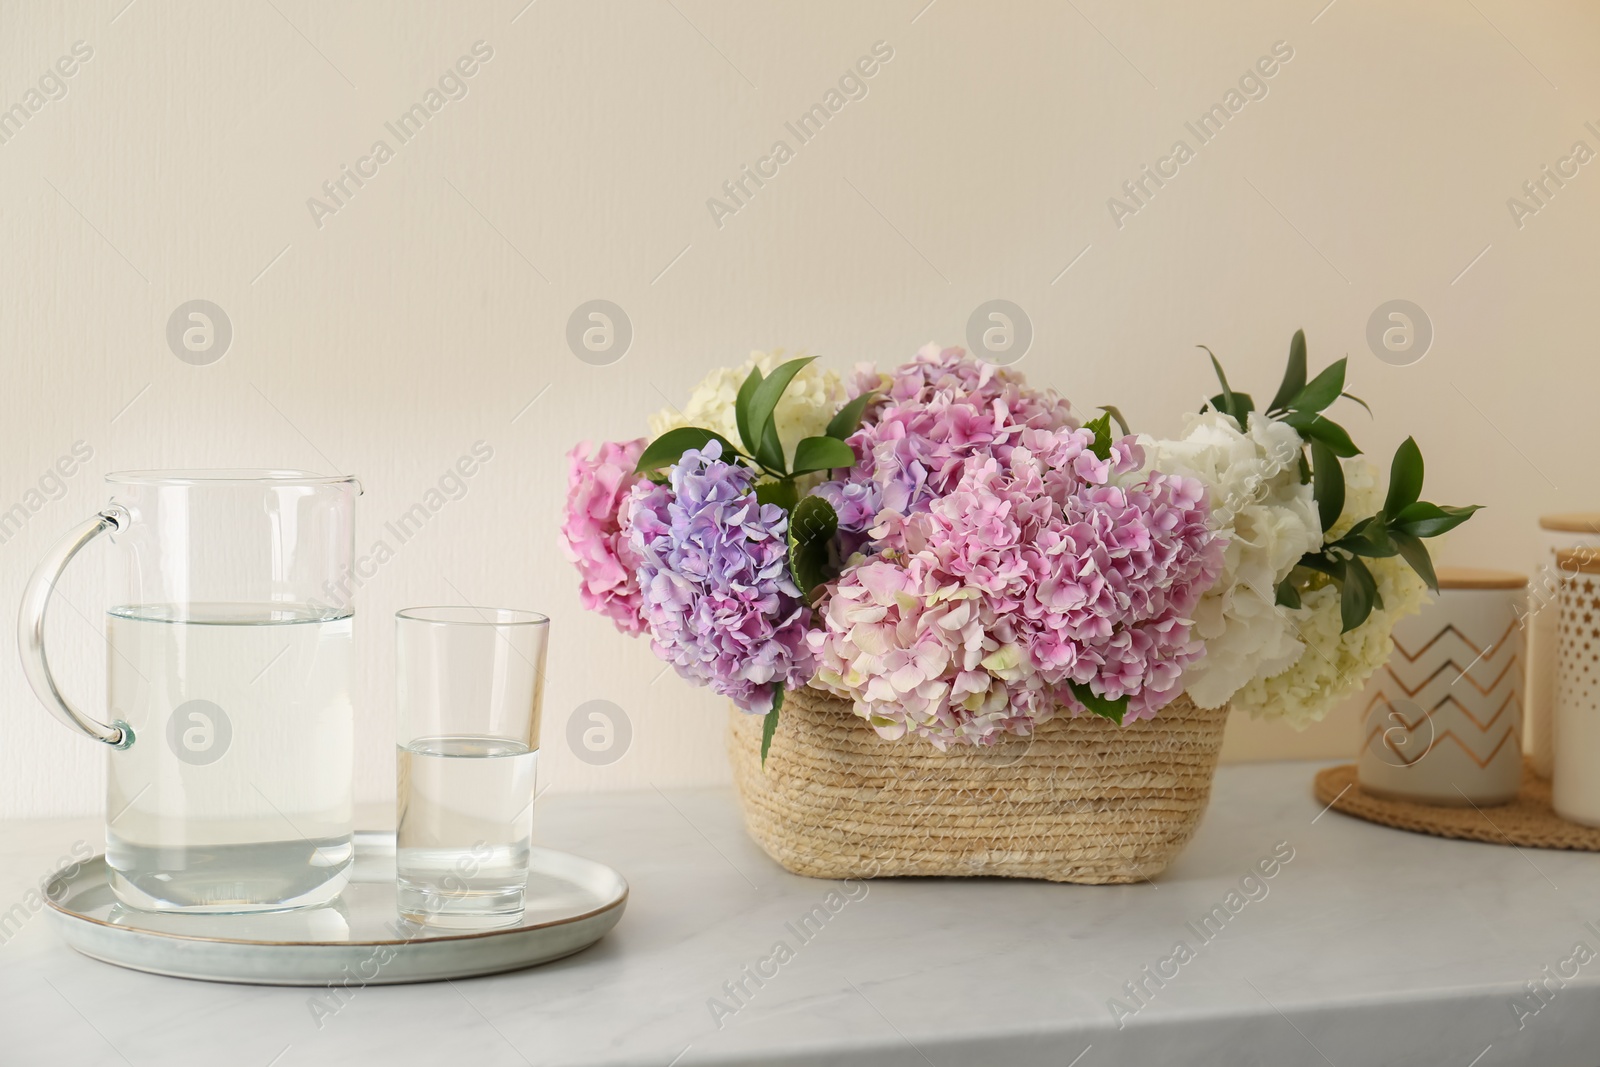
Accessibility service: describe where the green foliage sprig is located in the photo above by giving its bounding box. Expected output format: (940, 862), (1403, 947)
(1203, 330), (1481, 633)
(634, 357), (866, 489)
(635, 357), (871, 764)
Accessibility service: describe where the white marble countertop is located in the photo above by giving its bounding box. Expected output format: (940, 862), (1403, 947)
(1, 762), (1597, 1067)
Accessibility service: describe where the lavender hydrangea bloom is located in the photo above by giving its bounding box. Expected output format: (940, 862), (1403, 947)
(627, 441), (814, 714)
(810, 476), (880, 561)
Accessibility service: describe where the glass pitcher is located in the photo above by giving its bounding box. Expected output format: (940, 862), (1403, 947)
(19, 470), (359, 913)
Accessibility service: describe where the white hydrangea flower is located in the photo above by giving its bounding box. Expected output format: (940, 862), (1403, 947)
(649, 350), (848, 463)
(1228, 549), (1429, 729)
(1227, 456), (1432, 728)
(1139, 411), (1322, 709)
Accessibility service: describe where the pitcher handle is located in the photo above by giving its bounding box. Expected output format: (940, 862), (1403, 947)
(18, 506), (133, 748)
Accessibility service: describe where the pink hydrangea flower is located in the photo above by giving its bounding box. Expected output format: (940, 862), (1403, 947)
(809, 427), (1223, 747)
(883, 343), (1075, 427)
(559, 438), (649, 635)
(816, 345), (1077, 555)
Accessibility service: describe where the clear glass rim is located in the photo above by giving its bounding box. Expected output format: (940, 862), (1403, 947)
(106, 468), (358, 487)
(396, 606), (550, 628)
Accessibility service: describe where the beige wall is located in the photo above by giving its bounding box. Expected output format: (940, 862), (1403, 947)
(1, 0), (1593, 817)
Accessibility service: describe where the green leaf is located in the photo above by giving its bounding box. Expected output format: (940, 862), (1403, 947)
(1297, 450), (1311, 485)
(1199, 345), (1234, 411)
(755, 417), (786, 474)
(754, 478), (798, 511)
(1341, 515), (1375, 540)
(1310, 440), (1344, 535)
(1390, 529), (1439, 592)
(746, 357), (815, 466)
(1341, 555), (1378, 632)
(735, 367), (764, 456)
(1339, 516), (1398, 558)
(1393, 501), (1443, 524)
(787, 494), (839, 603)
(1384, 437), (1425, 516)
(1098, 405), (1131, 436)
(1296, 552), (1345, 581)
(1275, 575), (1302, 609)
(1393, 501), (1483, 539)
(1206, 392), (1256, 422)
(1308, 419), (1359, 457)
(1084, 412), (1114, 461)
(1340, 391), (1373, 417)
(1199, 345), (1255, 426)
(1282, 411), (1360, 457)
(636, 427), (743, 473)
(1069, 680), (1127, 726)
(791, 435), (856, 476)
(1203, 395), (1254, 419)
(1268, 329), (1308, 414)
(826, 391), (876, 440)
(1288, 357), (1347, 414)
(760, 688), (783, 769)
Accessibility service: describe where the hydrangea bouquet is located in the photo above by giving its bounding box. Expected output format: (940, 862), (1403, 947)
(562, 338), (1478, 763)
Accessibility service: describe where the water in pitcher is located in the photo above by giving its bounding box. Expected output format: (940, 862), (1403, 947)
(396, 735), (537, 927)
(105, 603), (355, 912)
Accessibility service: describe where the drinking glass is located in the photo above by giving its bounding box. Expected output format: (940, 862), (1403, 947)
(395, 606), (548, 928)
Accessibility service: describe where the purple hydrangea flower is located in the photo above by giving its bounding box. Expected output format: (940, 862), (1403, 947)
(627, 441), (814, 713)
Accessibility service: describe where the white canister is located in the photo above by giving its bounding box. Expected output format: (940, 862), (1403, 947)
(1527, 514), (1600, 779)
(1357, 567), (1526, 806)
(1553, 549), (1600, 826)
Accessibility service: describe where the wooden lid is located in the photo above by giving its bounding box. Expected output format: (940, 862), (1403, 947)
(1555, 548), (1600, 575)
(1540, 513), (1600, 533)
(1435, 566), (1526, 590)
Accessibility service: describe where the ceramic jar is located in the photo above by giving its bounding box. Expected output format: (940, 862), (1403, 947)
(1357, 567), (1526, 806)
(1527, 514), (1600, 779)
(1553, 549), (1600, 826)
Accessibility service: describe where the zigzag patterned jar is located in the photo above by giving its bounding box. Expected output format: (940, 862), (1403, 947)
(1356, 567), (1526, 806)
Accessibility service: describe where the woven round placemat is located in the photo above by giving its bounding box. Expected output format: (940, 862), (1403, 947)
(1313, 762), (1600, 851)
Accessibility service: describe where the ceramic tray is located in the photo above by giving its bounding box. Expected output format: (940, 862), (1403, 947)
(44, 831), (627, 986)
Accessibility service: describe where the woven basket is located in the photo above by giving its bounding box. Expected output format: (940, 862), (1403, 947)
(728, 686), (1229, 884)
